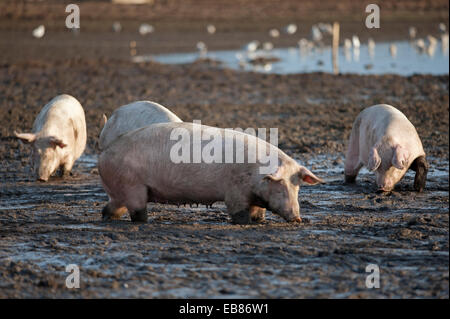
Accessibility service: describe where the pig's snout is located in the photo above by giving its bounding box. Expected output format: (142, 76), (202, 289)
(37, 170), (49, 182)
(292, 217), (302, 223)
(377, 182), (394, 192)
(376, 176), (395, 192)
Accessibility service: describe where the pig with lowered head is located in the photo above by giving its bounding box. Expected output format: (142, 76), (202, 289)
(98, 122), (324, 224)
(14, 94), (87, 182)
(98, 101), (182, 151)
(345, 104), (428, 192)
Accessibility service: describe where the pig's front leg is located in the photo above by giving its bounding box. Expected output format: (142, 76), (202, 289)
(344, 122), (362, 183)
(227, 205), (265, 225)
(62, 157), (75, 177)
(410, 155), (428, 192)
(249, 205), (266, 223)
(230, 210), (252, 224)
(225, 191), (253, 225)
(344, 161), (363, 183)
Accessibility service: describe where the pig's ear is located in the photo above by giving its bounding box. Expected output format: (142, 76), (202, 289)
(392, 145), (409, 170)
(101, 114), (108, 128)
(49, 137), (67, 149)
(263, 166), (284, 183)
(263, 175), (281, 183)
(298, 166), (324, 185)
(368, 147), (381, 171)
(14, 131), (36, 144)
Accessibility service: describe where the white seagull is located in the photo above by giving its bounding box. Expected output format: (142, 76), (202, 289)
(32, 25), (45, 39)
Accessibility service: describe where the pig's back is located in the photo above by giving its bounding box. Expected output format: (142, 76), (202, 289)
(358, 104), (424, 157)
(360, 105), (420, 142)
(99, 101), (182, 150)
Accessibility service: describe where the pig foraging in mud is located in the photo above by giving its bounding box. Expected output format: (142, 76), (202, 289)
(98, 101), (182, 151)
(14, 94), (87, 182)
(345, 104), (428, 192)
(98, 122), (324, 224)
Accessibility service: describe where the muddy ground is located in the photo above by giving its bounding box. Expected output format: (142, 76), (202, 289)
(0, 0), (448, 298)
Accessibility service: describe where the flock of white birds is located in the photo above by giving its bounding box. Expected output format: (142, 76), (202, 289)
(31, 21), (449, 67)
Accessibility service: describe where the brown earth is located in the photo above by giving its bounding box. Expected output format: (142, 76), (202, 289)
(0, 0), (448, 298)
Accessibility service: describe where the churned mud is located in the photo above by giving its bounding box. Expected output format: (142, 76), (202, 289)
(0, 0), (448, 298)
(0, 152), (448, 298)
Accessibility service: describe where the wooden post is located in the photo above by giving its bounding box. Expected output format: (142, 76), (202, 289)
(332, 22), (340, 75)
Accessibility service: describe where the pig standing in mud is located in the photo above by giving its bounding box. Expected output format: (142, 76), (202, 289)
(344, 104), (428, 192)
(98, 122), (324, 224)
(14, 94), (87, 182)
(98, 101), (182, 151)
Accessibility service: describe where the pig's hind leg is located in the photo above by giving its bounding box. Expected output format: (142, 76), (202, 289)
(58, 157), (75, 178)
(123, 184), (148, 222)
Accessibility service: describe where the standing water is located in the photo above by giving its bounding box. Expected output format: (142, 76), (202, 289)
(134, 40), (449, 75)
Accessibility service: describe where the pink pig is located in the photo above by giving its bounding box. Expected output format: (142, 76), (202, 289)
(345, 104), (428, 192)
(14, 94), (87, 182)
(98, 122), (324, 224)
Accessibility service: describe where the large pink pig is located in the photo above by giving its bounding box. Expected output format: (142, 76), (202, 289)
(345, 104), (428, 192)
(98, 122), (324, 224)
(14, 94), (87, 182)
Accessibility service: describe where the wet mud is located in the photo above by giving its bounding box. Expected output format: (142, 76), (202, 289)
(0, 0), (448, 298)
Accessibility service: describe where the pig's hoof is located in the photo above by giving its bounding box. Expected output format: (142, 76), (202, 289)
(130, 209), (148, 223)
(102, 205), (119, 221)
(101, 205), (123, 221)
(250, 208), (266, 223)
(58, 170), (72, 179)
(344, 175), (357, 184)
(251, 215), (266, 223)
(102, 215), (121, 221)
(414, 186), (424, 193)
(230, 211), (252, 225)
